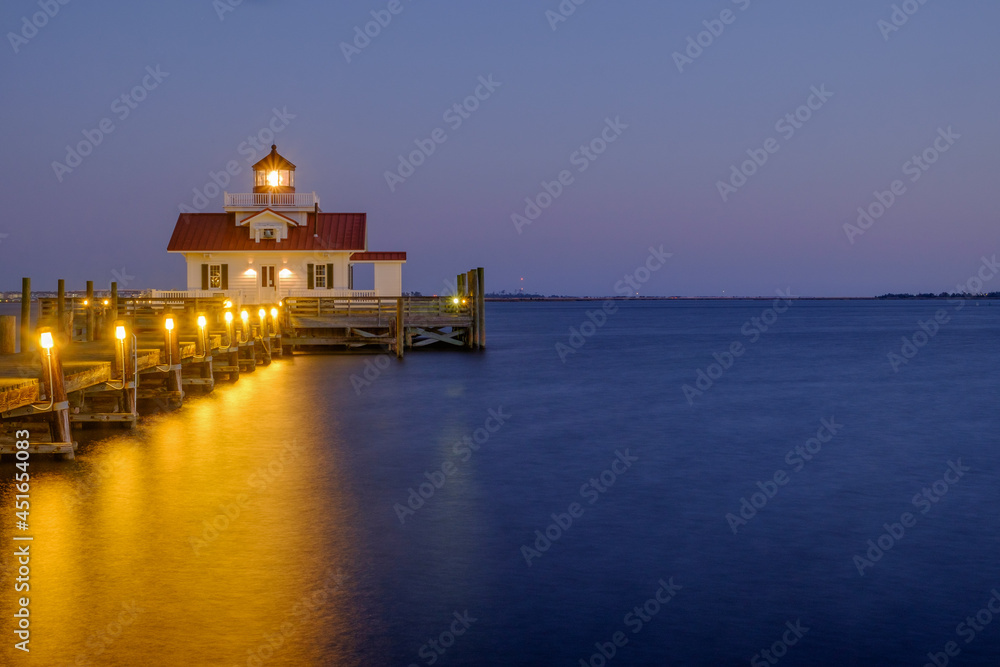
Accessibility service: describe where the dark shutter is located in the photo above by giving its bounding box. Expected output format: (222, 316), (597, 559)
(307, 264), (314, 290)
(348, 265), (354, 290)
(326, 264), (334, 290)
(201, 264), (209, 290)
(221, 264), (229, 290)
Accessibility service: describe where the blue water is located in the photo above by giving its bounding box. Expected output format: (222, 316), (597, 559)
(2, 300), (999, 666)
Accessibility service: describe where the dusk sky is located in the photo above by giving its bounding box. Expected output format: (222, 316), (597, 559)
(1, 0), (997, 297)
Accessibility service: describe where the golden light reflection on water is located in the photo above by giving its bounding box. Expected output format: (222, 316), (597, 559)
(0, 358), (364, 666)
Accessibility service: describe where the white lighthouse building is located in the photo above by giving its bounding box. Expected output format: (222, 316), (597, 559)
(167, 145), (405, 303)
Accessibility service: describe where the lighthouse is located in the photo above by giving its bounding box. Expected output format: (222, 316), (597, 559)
(167, 145), (406, 302)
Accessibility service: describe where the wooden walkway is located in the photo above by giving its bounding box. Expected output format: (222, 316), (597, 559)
(0, 268), (486, 460)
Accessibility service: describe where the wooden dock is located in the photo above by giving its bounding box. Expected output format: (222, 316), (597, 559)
(0, 268), (485, 459)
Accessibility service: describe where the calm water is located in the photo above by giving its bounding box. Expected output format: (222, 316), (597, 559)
(1, 300), (999, 666)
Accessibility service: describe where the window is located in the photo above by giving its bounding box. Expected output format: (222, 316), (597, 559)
(315, 264), (327, 289)
(209, 264), (222, 289)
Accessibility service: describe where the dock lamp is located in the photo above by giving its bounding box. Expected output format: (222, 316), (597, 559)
(258, 308), (267, 337)
(110, 320), (128, 388)
(33, 329), (56, 411)
(241, 310), (249, 341)
(197, 315), (208, 357)
(270, 307), (279, 336)
(161, 316), (175, 368)
(224, 311), (234, 347)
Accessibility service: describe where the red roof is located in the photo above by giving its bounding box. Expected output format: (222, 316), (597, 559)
(350, 251), (406, 262)
(167, 213), (366, 252)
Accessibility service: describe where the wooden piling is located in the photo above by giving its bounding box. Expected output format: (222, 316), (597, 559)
(396, 297), (405, 358)
(39, 328), (74, 457)
(466, 270), (476, 349)
(0, 316), (15, 355)
(110, 282), (119, 325)
(57, 279), (65, 336)
(477, 267), (486, 349)
(20, 277), (31, 353)
(457, 273), (466, 299)
(86, 281), (95, 342)
(164, 315), (183, 402)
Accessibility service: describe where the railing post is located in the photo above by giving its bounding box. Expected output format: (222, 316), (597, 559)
(20, 277), (31, 354)
(86, 281), (95, 342)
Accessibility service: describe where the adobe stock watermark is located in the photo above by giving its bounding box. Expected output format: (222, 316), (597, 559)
(407, 611), (477, 667)
(577, 578), (682, 667)
(70, 600), (146, 666)
(350, 354), (395, 395)
(179, 107), (295, 213)
(852, 459), (970, 576)
(213, 0), (246, 22)
(921, 588), (1000, 667)
(717, 85), (834, 202)
(7, 0), (73, 55)
(843, 126), (960, 244)
(672, 0), (755, 74)
(725, 417), (844, 534)
(189, 440), (301, 555)
(887, 256), (997, 371)
(520, 449), (638, 566)
(877, 0), (933, 42)
(52, 65), (170, 183)
(556, 245), (672, 363)
(545, 0), (593, 32)
(682, 289), (796, 405)
(341, 0), (416, 63)
(385, 75), (502, 192)
(750, 620), (810, 667)
(511, 117), (628, 234)
(0, 232), (8, 246)
(237, 567), (349, 667)
(394, 407), (511, 524)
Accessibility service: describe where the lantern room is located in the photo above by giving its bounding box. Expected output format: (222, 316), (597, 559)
(252, 144), (296, 193)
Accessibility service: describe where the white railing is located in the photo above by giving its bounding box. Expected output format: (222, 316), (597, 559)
(283, 289), (377, 298)
(143, 288), (378, 303)
(224, 192), (320, 208)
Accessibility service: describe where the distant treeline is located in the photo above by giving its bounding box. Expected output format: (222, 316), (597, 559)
(876, 292), (1000, 299)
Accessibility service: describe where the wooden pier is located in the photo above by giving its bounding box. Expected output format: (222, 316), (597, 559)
(0, 268), (485, 459)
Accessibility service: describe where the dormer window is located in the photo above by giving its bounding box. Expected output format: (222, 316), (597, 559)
(262, 229), (275, 240)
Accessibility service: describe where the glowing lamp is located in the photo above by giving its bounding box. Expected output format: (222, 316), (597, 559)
(224, 300), (232, 309)
(279, 269), (292, 278)
(103, 299), (109, 306)
(83, 299), (89, 306)
(279, 301), (283, 307)
(241, 310), (249, 322)
(267, 170), (281, 187)
(270, 308), (278, 319)
(165, 317), (175, 331)
(39, 331), (54, 349)
(224, 311), (233, 323)
(258, 309), (266, 320)
(245, 269), (257, 277)
(452, 297), (460, 305)
(197, 315), (207, 329)
(115, 325), (126, 340)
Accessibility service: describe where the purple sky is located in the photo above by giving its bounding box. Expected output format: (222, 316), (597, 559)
(1, 0), (997, 297)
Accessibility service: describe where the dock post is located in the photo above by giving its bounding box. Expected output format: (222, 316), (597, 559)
(396, 297), (405, 359)
(39, 328), (74, 459)
(466, 270), (476, 349)
(477, 267), (486, 349)
(0, 316), (15, 355)
(20, 277), (31, 354)
(164, 315), (183, 406)
(110, 281), (118, 327)
(457, 273), (466, 299)
(57, 279), (66, 337)
(86, 281), (95, 342)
